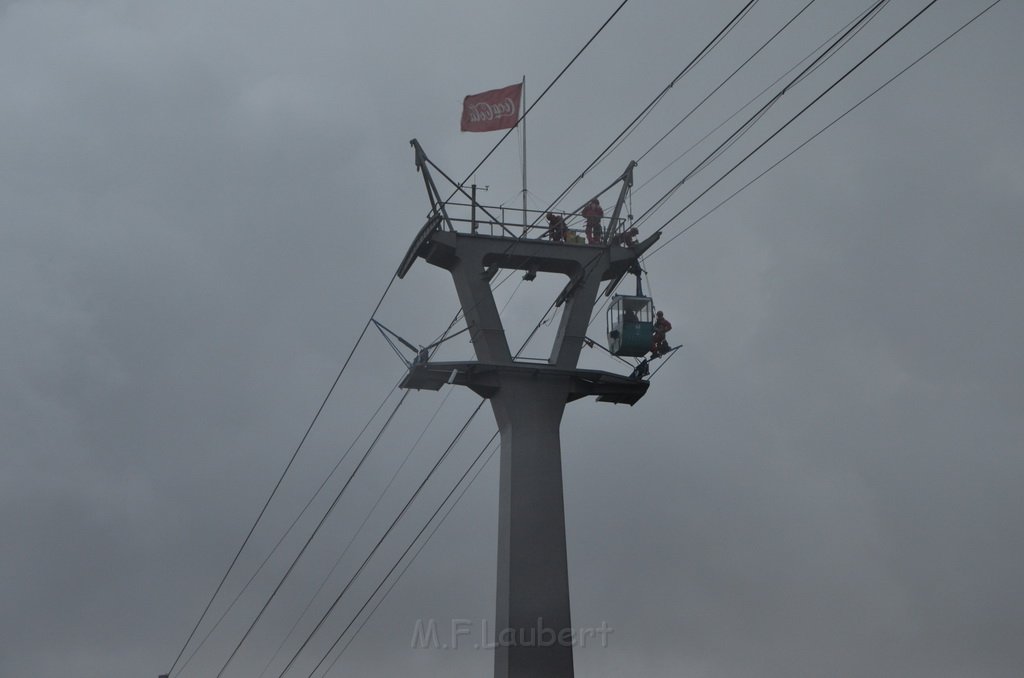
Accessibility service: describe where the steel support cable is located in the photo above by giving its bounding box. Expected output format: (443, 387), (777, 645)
(213, 387), (414, 678)
(634, 1), (883, 196)
(667, 0), (885, 184)
(589, 0), (1002, 351)
(313, 268), (660, 677)
(296, 13), (1012, 667)
(418, 134), (611, 349)
(631, 0), (890, 233)
(628, 0), (1006, 387)
(477, 0), (763, 250)
(518, 300), (559, 354)
(275, 279), (581, 676)
(427, 157), (519, 238)
(418, 0), (658, 343)
(428, 265), (523, 357)
(632, 0), (889, 230)
(585, 335), (634, 367)
(175, 376), (405, 676)
(647, 0), (1007, 260)
(301, 241), (647, 676)
(374, 323), (413, 367)
(207, 293), (468, 677)
(411, 1), (634, 352)
(502, 8), (988, 384)
(433, 264), (520, 340)
(526, 0), (762, 230)
(431, 1), (805, 353)
(441, 258), (563, 362)
(181, 298), (470, 676)
(296, 288), (577, 676)
(427, 173), (607, 354)
(172, 6), (626, 671)
(649, 0), (941, 241)
(266, 14), (798, 659)
(401, 0), (626, 323)
(165, 271), (399, 677)
(420, 260), (534, 394)
(250, 311), (468, 678)
(274, 399), (489, 678)
(635, 0), (819, 165)
(595, 0), (763, 167)
(256, 387), (457, 678)
(593, 1), (950, 366)
(514, 243), (608, 360)
(316, 437), (502, 678)
(253, 88), (642, 678)
(454, 0), (632, 191)
(583, 0), (880, 344)
(395, 224), (520, 377)
(572, 242), (634, 339)
(418, 0), (632, 237)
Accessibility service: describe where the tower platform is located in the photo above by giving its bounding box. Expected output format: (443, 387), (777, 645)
(401, 360), (649, 405)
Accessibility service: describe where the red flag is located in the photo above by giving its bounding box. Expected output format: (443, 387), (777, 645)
(460, 83), (523, 132)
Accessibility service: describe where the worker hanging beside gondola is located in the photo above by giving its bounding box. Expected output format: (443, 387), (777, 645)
(650, 310), (672, 358)
(607, 293), (654, 357)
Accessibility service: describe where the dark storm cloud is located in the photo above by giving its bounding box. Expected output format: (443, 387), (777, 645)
(2, 1), (1021, 677)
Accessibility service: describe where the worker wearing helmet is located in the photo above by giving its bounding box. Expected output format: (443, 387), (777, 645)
(582, 198), (603, 244)
(651, 310), (672, 358)
(545, 212), (569, 242)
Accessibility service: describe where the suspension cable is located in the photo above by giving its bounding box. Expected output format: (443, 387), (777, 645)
(211, 385), (414, 678)
(172, 5), (735, 675)
(650, 0), (940, 239)
(273, 399), (488, 678)
(174, 377), (405, 676)
(315, 436), (501, 677)
(456, 0), (632, 190)
(296, 9), (1013, 672)
(590, 0), (763, 171)
(635, 0), (819, 165)
(525, 0), (763, 230)
(633, 0), (891, 231)
(188, 4), (1007, 672)
(270, 272), (583, 675)
(255, 387), (457, 678)
(164, 271), (398, 677)
(634, 0), (880, 195)
(646, 0), (1007, 260)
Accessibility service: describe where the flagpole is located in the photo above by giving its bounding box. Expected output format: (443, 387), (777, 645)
(521, 75), (527, 235)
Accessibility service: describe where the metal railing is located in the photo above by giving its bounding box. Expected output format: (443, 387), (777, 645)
(442, 201), (624, 242)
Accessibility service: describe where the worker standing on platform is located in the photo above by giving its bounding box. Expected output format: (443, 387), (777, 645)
(545, 212), (569, 242)
(611, 227), (639, 247)
(651, 310), (672, 358)
(582, 198), (603, 244)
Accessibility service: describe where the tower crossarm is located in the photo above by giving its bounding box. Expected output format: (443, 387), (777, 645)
(406, 230), (658, 368)
(401, 360), (649, 405)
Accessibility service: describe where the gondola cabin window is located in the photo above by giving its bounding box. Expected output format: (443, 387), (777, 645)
(607, 295), (654, 357)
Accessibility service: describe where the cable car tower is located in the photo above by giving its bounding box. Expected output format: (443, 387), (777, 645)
(398, 140), (661, 678)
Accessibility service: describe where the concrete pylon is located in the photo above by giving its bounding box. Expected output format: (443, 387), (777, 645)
(400, 223), (656, 677)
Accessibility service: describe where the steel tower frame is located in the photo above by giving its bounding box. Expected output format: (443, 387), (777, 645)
(399, 141), (657, 677)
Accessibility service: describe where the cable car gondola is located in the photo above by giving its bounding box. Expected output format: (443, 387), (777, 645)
(607, 293), (654, 357)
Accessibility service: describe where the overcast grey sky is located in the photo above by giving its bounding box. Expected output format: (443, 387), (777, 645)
(2, 1), (1022, 676)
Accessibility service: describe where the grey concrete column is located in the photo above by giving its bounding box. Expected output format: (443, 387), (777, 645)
(397, 227), (657, 676)
(549, 267), (604, 369)
(448, 247), (512, 364)
(491, 375), (574, 678)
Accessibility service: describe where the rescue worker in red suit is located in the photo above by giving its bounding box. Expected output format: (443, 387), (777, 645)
(651, 310), (672, 358)
(545, 212), (569, 242)
(611, 226), (640, 247)
(582, 198), (604, 244)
